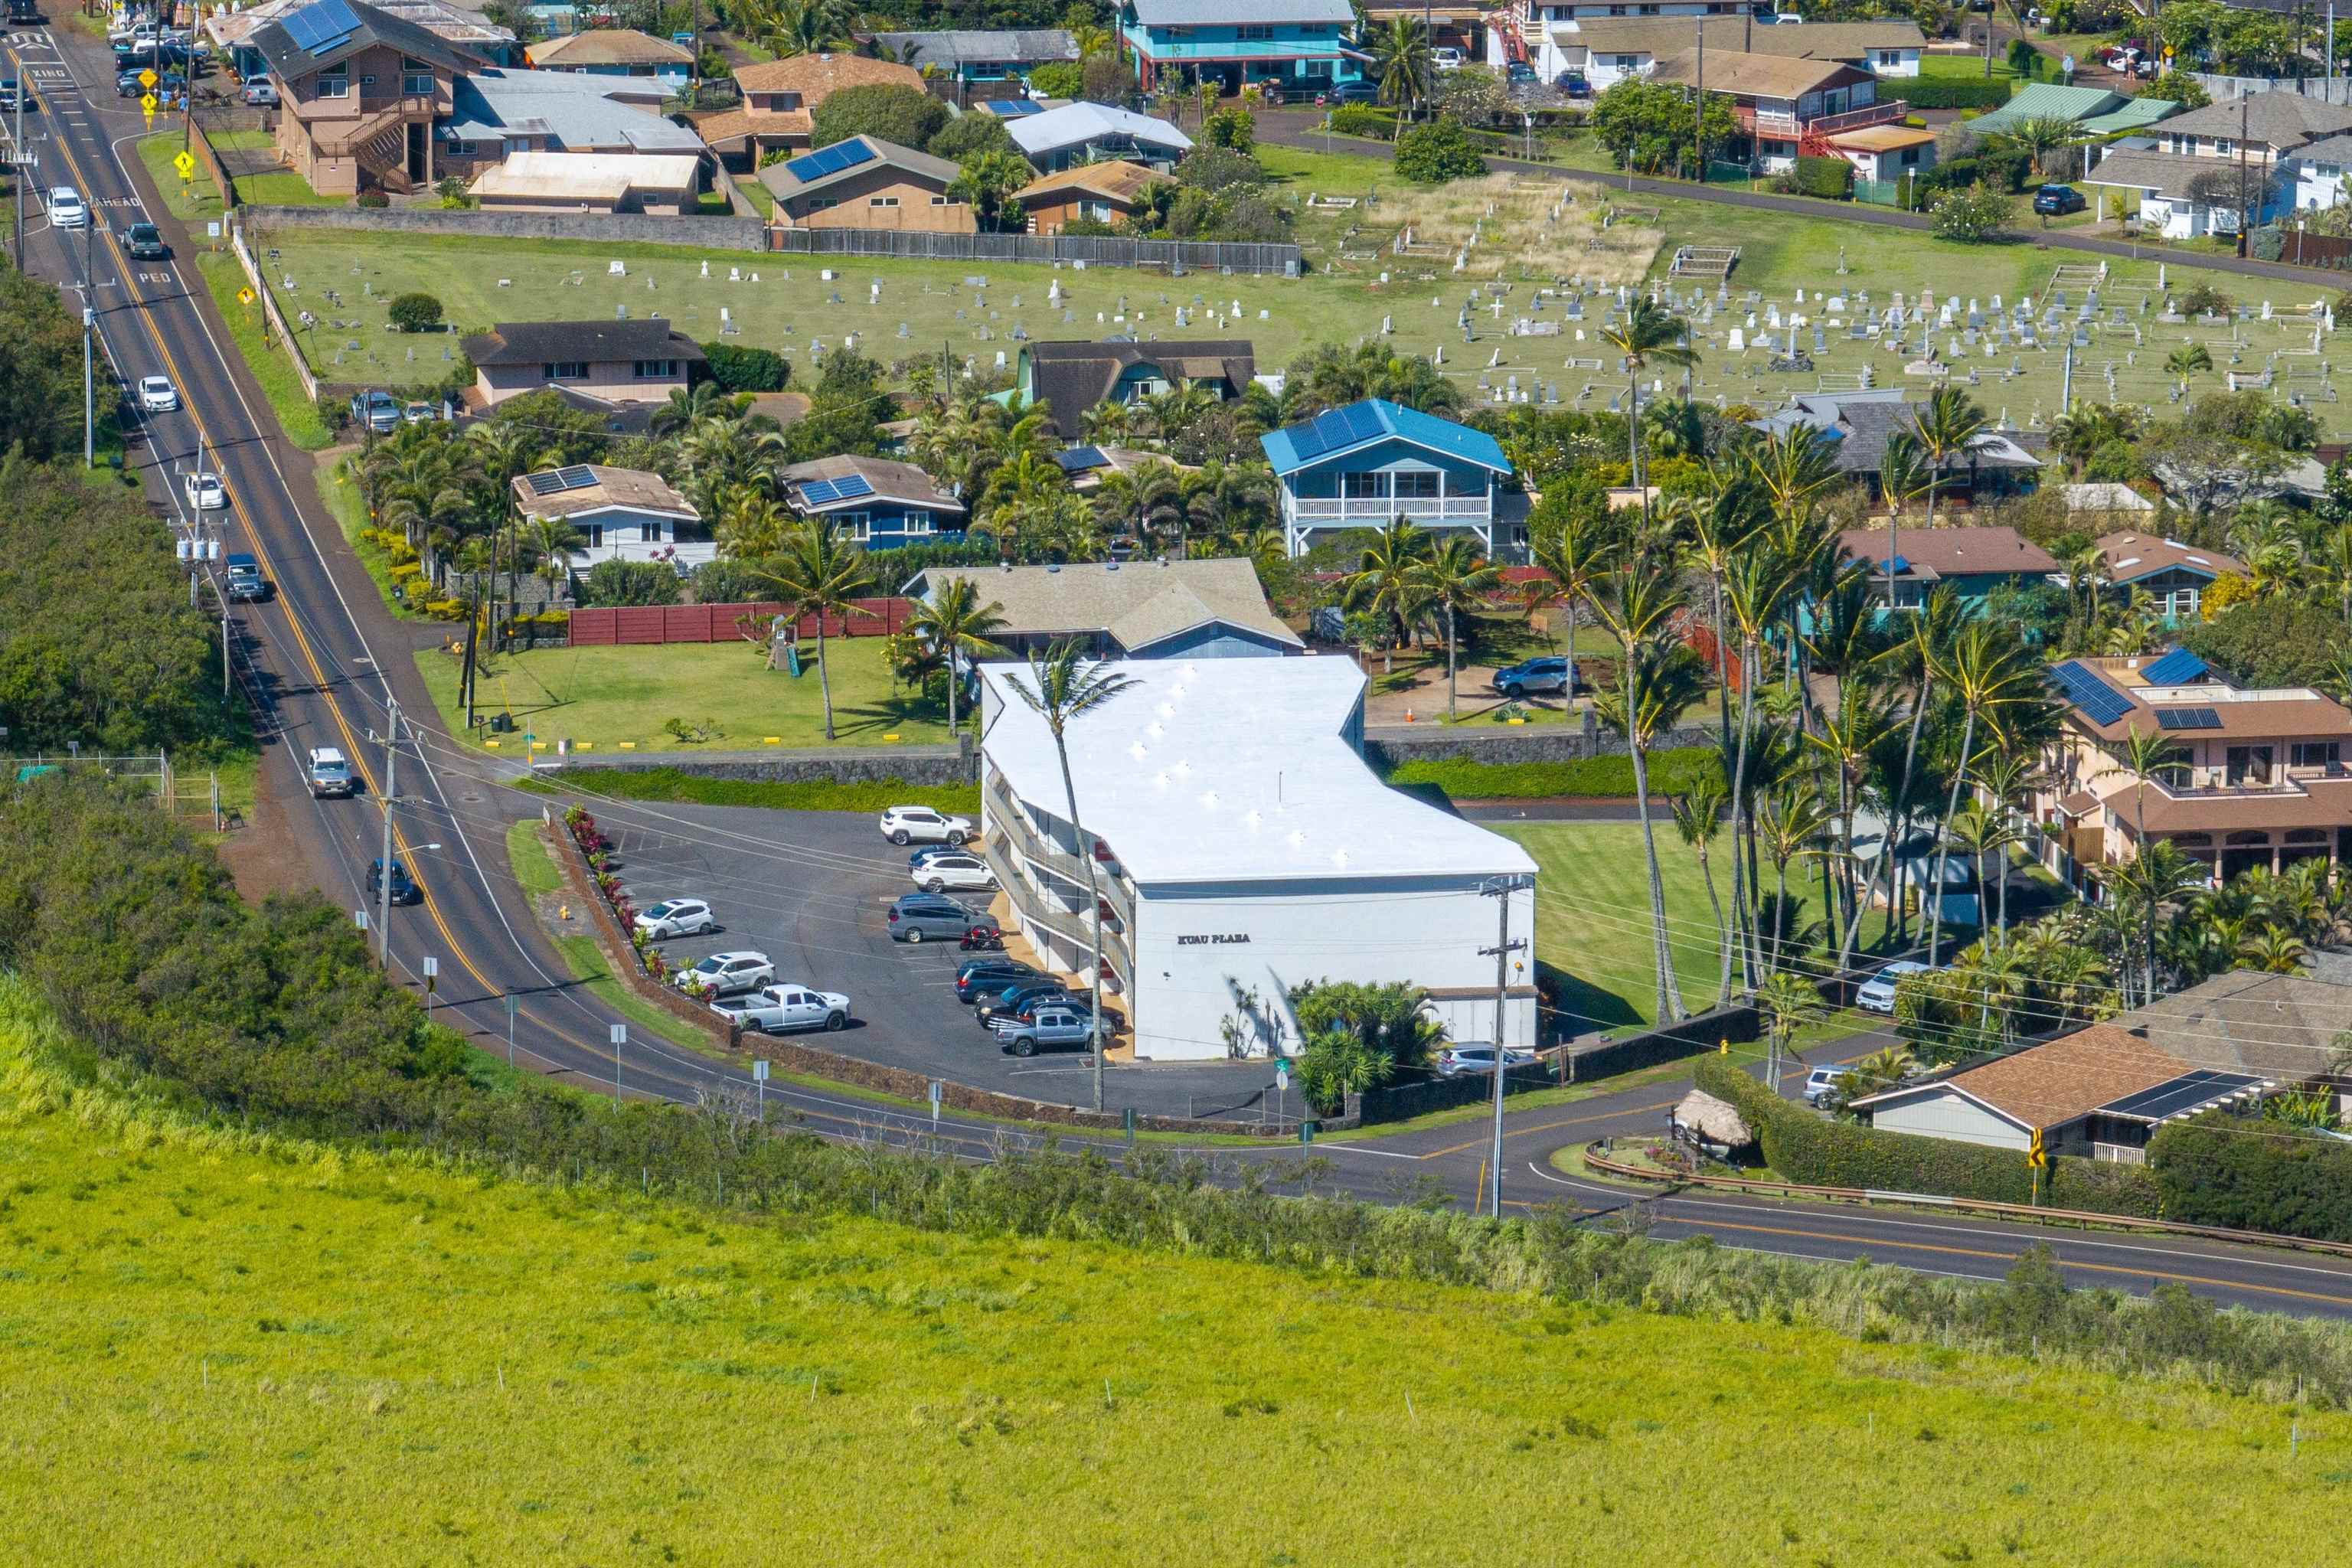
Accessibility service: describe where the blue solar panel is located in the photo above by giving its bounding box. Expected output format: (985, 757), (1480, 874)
(283, 0), (359, 54)
(830, 473), (874, 499)
(801, 478), (839, 505)
(987, 99), (1039, 116)
(2142, 647), (2209, 686)
(1052, 445), (1106, 472)
(782, 149), (833, 182)
(2099, 1068), (2262, 1122)
(2050, 660), (2135, 727)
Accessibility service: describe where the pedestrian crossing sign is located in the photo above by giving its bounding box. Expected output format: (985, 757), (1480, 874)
(237, 287), (254, 305)
(174, 150), (195, 181)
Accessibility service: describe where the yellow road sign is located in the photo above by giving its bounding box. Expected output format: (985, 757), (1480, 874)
(2027, 1126), (2048, 1170)
(173, 150), (196, 180)
(237, 286), (254, 305)
(139, 67), (158, 89)
(141, 91), (158, 114)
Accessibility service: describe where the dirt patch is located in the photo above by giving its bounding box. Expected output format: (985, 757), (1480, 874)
(216, 768), (322, 903)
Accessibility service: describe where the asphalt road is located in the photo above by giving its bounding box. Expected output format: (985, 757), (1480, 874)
(18, 17), (2352, 1319)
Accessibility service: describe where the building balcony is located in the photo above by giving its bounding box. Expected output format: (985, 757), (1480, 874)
(1122, 26), (1352, 61)
(1282, 494), (1494, 524)
(983, 835), (1134, 982)
(985, 773), (1134, 925)
(1736, 100), (1908, 139)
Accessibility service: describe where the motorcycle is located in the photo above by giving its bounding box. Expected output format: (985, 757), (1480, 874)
(959, 926), (1004, 952)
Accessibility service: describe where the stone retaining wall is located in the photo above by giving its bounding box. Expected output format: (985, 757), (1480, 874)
(1562, 1002), (1762, 1082)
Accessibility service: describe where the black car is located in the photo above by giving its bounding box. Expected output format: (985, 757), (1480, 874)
(368, 858), (422, 906)
(955, 960), (1041, 1002)
(2032, 183), (2086, 216)
(975, 978), (1073, 1027)
(1326, 80), (1379, 104)
(125, 221), (168, 260)
(0, 77), (31, 112)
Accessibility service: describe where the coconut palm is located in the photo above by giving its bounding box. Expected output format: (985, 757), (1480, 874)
(760, 519), (877, 742)
(905, 576), (1008, 736)
(1859, 586), (1965, 949)
(520, 515), (584, 596)
(1182, 459), (1277, 541)
(1945, 802), (2022, 946)
(1908, 385), (1989, 582)
(715, 492), (792, 560)
(2114, 724), (2187, 1000)
(2165, 341), (2213, 394)
(1808, 675), (1896, 976)
(2007, 113), (2081, 178)
(1756, 778), (1836, 978)
(1091, 459), (1187, 555)
(1922, 622), (2046, 964)
(1338, 516), (1434, 673)
(1002, 641), (1139, 1112)
(1754, 969), (1828, 1096)
(1596, 296), (1699, 521)
(1370, 15), (1434, 117)
(1527, 503), (1614, 720)
(1670, 772), (1735, 1008)
(1412, 534), (1501, 724)
(650, 381), (740, 438)
(2096, 841), (2209, 1005)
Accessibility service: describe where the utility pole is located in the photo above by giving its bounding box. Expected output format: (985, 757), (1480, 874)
(1479, 874), (1530, 1220)
(2237, 94), (2252, 260)
(83, 307), (94, 466)
(377, 696), (401, 964)
(11, 79), (24, 271)
(220, 599), (230, 703)
(1693, 15), (1705, 183)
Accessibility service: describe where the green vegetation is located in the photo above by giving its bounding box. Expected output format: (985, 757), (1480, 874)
(1384, 747), (1721, 802)
(519, 764), (978, 817)
(191, 252), (332, 449)
(416, 639), (947, 753)
(1495, 820), (1732, 1030)
(314, 452), (421, 619)
(2151, 1114), (2352, 1242)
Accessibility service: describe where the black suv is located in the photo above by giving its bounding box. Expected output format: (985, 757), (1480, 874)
(2031, 184), (2086, 217)
(126, 221), (168, 260)
(368, 858), (422, 906)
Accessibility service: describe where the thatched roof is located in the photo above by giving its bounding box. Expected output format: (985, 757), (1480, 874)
(1674, 1089), (1753, 1146)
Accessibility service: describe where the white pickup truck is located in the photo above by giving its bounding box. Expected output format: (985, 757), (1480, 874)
(711, 984), (851, 1035)
(305, 746), (355, 799)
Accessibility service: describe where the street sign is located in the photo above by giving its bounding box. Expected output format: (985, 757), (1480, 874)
(237, 286), (253, 304)
(753, 1060), (769, 1081)
(1275, 1060), (1290, 1093)
(139, 67), (157, 89)
(2027, 1126), (2048, 1170)
(140, 93), (156, 125)
(927, 1077), (942, 1129)
(422, 954), (438, 993)
(173, 149), (195, 181)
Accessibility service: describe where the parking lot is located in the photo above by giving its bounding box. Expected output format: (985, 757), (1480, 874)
(585, 799), (1285, 1120)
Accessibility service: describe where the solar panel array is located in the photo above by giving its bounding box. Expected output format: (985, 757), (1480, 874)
(799, 473), (875, 506)
(986, 99), (1040, 116)
(2153, 706), (2222, 732)
(782, 139), (877, 184)
(282, 0), (361, 54)
(1052, 445), (1106, 472)
(1281, 402), (1386, 462)
(2141, 647), (2210, 686)
(2050, 660), (2135, 726)
(524, 465), (599, 496)
(2099, 1068), (2262, 1123)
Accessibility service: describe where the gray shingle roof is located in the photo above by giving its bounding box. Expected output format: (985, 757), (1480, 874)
(909, 559), (1302, 653)
(871, 28), (1080, 66)
(1752, 391), (2041, 475)
(462, 319), (705, 367)
(1019, 338), (1255, 436)
(2158, 92), (2352, 150)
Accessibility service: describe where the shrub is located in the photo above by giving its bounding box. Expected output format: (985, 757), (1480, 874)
(1381, 747), (1724, 800)
(812, 83), (947, 152)
(314, 391), (352, 434)
(387, 292), (443, 333)
(1394, 116), (1486, 184)
(1174, 145), (1266, 193)
(2148, 1115), (2352, 1242)
(354, 190), (390, 208)
(2177, 280), (2233, 317)
(699, 341), (789, 394)
(1026, 60), (1082, 99)
(578, 559), (684, 607)
(1792, 155), (1851, 201)
(1904, 78), (2014, 110)
(1929, 181), (2013, 243)
(1328, 103), (1396, 140)
(1202, 106), (1253, 152)
(926, 111), (1014, 161)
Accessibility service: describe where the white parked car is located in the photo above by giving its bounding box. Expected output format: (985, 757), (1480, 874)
(671, 950), (773, 998)
(47, 187), (85, 228)
(184, 470), (225, 511)
(911, 852), (994, 894)
(713, 983), (851, 1035)
(880, 804), (973, 846)
(633, 897), (716, 939)
(139, 375), (178, 413)
(1435, 1044), (1537, 1077)
(1855, 961), (1932, 1014)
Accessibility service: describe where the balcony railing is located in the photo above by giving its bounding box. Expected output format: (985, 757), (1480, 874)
(1736, 100), (1908, 139)
(986, 774), (1134, 923)
(1285, 495), (1493, 522)
(985, 838), (1133, 982)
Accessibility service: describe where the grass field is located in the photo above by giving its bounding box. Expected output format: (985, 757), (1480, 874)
(1498, 820), (1732, 1030)
(192, 251), (333, 449)
(416, 636), (948, 753)
(2, 996), (2344, 1561)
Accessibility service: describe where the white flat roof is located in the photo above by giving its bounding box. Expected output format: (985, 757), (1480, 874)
(978, 656), (1537, 886)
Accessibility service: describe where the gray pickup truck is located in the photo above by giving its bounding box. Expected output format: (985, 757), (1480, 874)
(994, 1001), (1096, 1058)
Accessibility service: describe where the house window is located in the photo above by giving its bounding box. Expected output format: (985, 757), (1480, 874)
(2226, 745), (2275, 786)
(358, 74), (375, 88)
(403, 70), (434, 95)
(446, 139), (474, 155)
(1341, 472), (1387, 499)
(2293, 742), (2342, 769)
(1237, 22), (1272, 38)
(1878, 51), (1900, 67)
(583, 522), (604, 548)
(808, 197), (837, 211)
(632, 359), (679, 379)
(2215, 139), (2233, 155)
(869, 195), (900, 207)
(1900, 147), (1919, 167)
(318, 69), (348, 97)
(543, 361), (588, 381)
(930, 194), (951, 204)
(903, 511), (934, 534)
(841, 511), (871, 541)
(1391, 470), (1440, 499)
(639, 520), (664, 543)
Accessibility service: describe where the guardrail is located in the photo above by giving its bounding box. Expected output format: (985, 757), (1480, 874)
(1582, 1145), (2352, 1261)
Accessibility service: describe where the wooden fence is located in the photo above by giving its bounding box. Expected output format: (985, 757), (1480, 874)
(568, 598), (914, 646)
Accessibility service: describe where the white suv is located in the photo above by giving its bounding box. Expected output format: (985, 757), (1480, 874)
(880, 804), (972, 846)
(634, 898), (716, 939)
(47, 187), (85, 229)
(1855, 961), (1931, 1014)
(911, 853), (994, 893)
(671, 950), (773, 997)
(139, 376), (178, 413)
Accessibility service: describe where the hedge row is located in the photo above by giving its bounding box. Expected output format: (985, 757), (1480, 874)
(2148, 1116), (2352, 1243)
(1792, 154), (1852, 201)
(1381, 746), (1724, 800)
(1693, 1056), (2164, 1217)
(1911, 78), (2015, 109)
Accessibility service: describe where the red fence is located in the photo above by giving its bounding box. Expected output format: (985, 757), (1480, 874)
(569, 598), (915, 647)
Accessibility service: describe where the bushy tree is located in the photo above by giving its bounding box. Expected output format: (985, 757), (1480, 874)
(0, 260), (111, 461)
(783, 349), (887, 462)
(578, 559), (684, 607)
(700, 341), (789, 394)
(1589, 77), (1736, 174)
(948, 148), (1037, 232)
(1393, 116), (1485, 184)
(926, 110), (1014, 161)
(1929, 181), (2012, 243)
(2181, 596), (2347, 690)
(1174, 144), (1266, 194)
(1201, 106), (1253, 151)
(1026, 60), (1082, 99)
(810, 83), (947, 151)
(387, 292), (443, 332)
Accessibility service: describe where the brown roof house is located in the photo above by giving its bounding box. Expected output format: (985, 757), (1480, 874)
(510, 462), (709, 575)
(462, 318), (703, 410)
(1012, 338), (1256, 438)
(1835, 524), (2060, 610)
(251, 0), (494, 196)
(1852, 1024), (2269, 1163)
(1016, 161), (1165, 234)
(696, 52), (923, 168)
(760, 135), (972, 232)
(2092, 531), (2243, 626)
(1648, 47), (1905, 172)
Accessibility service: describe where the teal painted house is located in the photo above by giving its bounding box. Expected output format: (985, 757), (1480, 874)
(1838, 525), (2060, 609)
(1120, 0), (1363, 93)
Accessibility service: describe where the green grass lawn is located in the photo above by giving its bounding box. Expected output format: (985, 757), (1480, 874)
(1497, 820), (1733, 1031)
(192, 251), (332, 449)
(419, 636), (948, 753)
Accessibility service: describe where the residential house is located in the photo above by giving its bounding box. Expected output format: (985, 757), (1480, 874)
(434, 67), (706, 177)
(1014, 338), (1255, 438)
(1117, 0), (1363, 95)
(1548, 15), (1924, 92)
(467, 149), (699, 212)
(871, 28), (1080, 87)
(1836, 524), (2061, 610)
(1646, 48), (1903, 172)
(903, 559), (1303, 660)
(1050, 443), (1198, 494)
(2295, 132), (2352, 211)
(1259, 397), (1518, 560)
(1850, 1024), (2267, 1164)
(207, 0), (514, 79)
(1017, 160), (1166, 234)
(251, 0), (494, 196)
(1822, 122), (1936, 187)
(2083, 95), (2352, 237)
(524, 28), (694, 87)
(779, 456), (967, 547)
(1965, 82), (2179, 140)
(1501, 0), (1742, 80)
(462, 319), (703, 409)
(759, 135), (973, 233)
(2125, 967), (2352, 1114)
(1751, 390), (2043, 502)
(694, 52), (923, 169)
(1007, 100), (1194, 172)
(509, 463), (710, 574)
(2031, 648), (2352, 884)
(2092, 532), (2243, 625)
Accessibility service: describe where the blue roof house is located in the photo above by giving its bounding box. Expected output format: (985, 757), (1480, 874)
(1259, 399), (1516, 559)
(1119, 0), (1364, 95)
(781, 455), (967, 550)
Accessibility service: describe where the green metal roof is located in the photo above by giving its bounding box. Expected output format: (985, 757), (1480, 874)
(1965, 83), (2121, 135)
(2079, 96), (2180, 135)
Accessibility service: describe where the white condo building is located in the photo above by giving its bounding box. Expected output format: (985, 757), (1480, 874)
(975, 656), (1540, 1063)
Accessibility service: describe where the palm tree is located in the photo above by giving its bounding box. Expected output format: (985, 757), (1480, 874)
(1808, 675), (1895, 977)
(1754, 969), (1828, 1098)
(2115, 723), (2187, 999)
(1590, 552), (1696, 1021)
(1091, 459), (1186, 555)
(1861, 587), (1965, 949)
(1528, 504), (1612, 720)
(1923, 623), (2044, 965)
(906, 576), (1008, 736)
(1370, 15), (1433, 118)
(1838, 1043), (1920, 1100)
(1182, 459), (1276, 542)
(1906, 386), (1989, 589)
(2242, 924), (2310, 974)
(650, 381), (739, 438)
(521, 514), (584, 596)
(760, 519), (877, 742)
(2165, 342), (2213, 394)
(1946, 802), (2022, 946)
(2007, 113), (2080, 178)
(715, 493), (792, 560)
(2096, 841), (2207, 1006)
(1412, 534), (1501, 723)
(1878, 426), (1930, 525)
(1338, 516), (1434, 674)
(1003, 642), (1139, 1113)
(1756, 779), (1835, 978)
(1671, 772), (1735, 1008)
(1597, 296), (1698, 523)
